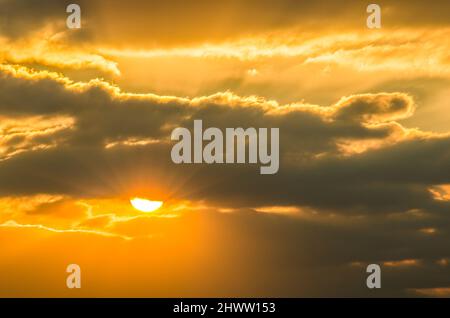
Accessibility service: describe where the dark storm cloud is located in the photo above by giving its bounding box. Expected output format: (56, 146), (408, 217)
(0, 65), (449, 219)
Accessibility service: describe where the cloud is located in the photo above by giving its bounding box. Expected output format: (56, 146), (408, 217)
(2, 205), (450, 297)
(0, 68), (449, 296)
(0, 115), (74, 160)
(1, 1), (450, 296)
(0, 64), (449, 217)
(0, 220), (132, 240)
(3, 0), (450, 45)
(333, 93), (415, 123)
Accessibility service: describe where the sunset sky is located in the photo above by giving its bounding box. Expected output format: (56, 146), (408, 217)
(1, 0), (450, 297)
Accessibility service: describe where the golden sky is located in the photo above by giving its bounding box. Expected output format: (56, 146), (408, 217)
(0, 0), (450, 297)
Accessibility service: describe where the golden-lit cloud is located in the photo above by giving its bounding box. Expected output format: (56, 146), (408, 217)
(419, 228), (438, 235)
(409, 288), (450, 297)
(429, 184), (450, 201)
(130, 198), (163, 213)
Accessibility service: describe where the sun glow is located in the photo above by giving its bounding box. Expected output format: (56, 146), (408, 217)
(130, 198), (163, 213)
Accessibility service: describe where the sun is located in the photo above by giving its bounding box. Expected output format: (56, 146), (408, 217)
(130, 198), (163, 213)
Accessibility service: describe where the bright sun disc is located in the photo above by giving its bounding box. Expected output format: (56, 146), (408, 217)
(130, 198), (163, 213)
